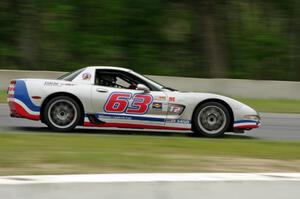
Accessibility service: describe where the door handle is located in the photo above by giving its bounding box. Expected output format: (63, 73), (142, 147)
(96, 88), (108, 93)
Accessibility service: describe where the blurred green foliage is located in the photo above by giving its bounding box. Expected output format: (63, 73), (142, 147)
(0, 0), (300, 80)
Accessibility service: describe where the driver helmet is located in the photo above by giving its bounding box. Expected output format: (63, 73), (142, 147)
(99, 75), (116, 87)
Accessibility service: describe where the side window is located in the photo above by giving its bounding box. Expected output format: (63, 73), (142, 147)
(94, 69), (159, 91)
(115, 77), (131, 88)
(95, 73), (117, 87)
(121, 71), (158, 91)
(95, 70), (137, 90)
(58, 69), (85, 81)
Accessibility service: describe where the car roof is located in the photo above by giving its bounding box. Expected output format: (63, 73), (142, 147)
(86, 66), (132, 72)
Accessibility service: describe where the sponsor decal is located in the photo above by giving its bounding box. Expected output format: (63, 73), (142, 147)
(44, 81), (61, 87)
(82, 72), (92, 80)
(168, 104), (185, 114)
(169, 97), (175, 102)
(99, 114), (133, 120)
(152, 102), (162, 110)
(169, 106), (182, 113)
(104, 92), (153, 115)
(92, 113), (165, 122)
(63, 83), (75, 86)
(154, 96), (167, 101)
(166, 119), (191, 124)
(44, 81), (75, 87)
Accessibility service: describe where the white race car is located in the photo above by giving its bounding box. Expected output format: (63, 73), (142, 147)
(7, 66), (261, 137)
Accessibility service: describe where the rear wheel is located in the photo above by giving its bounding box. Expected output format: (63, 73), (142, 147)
(44, 96), (81, 131)
(193, 102), (230, 137)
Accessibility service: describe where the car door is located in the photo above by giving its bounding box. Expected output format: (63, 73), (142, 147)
(90, 69), (168, 128)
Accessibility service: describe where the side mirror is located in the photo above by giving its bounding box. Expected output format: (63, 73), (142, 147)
(136, 84), (150, 93)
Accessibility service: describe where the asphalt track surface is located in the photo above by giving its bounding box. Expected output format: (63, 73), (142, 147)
(1, 104), (300, 140)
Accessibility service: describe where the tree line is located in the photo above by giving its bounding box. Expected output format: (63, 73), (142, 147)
(0, 0), (300, 81)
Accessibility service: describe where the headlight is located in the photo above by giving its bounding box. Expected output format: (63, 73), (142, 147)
(244, 115), (260, 121)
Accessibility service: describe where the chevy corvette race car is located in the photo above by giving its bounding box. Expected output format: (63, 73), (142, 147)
(7, 66), (261, 137)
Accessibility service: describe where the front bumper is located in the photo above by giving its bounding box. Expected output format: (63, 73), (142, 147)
(233, 119), (261, 129)
(233, 105), (261, 130)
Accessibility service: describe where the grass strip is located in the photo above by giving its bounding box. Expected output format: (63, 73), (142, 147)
(0, 132), (299, 175)
(237, 98), (300, 113)
(0, 90), (6, 103)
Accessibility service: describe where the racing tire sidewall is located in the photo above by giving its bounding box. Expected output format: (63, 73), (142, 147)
(193, 102), (230, 138)
(44, 96), (81, 132)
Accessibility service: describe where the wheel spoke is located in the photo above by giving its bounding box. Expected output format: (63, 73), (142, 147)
(198, 105), (227, 135)
(48, 99), (78, 129)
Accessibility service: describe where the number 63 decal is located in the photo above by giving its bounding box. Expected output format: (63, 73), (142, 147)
(104, 92), (153, 114)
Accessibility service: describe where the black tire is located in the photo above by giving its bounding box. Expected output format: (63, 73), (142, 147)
(43, 96), (81, 132)
(193, 102), (230, 138)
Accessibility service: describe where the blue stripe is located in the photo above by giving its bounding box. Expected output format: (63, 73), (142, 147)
(87, 113), (165, 122)
(14, 80), (40, 112)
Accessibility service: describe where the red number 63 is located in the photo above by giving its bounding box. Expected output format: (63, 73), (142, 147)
(104, 92), (153, 114)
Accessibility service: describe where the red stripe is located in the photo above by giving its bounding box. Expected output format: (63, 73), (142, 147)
(8, 94), (14, 98)
(234, 125), (260, 129)
(31, 96), (42, 99)
(8, 101), (17, 112)
(10, 101), (40, 120)
(84, 122), (191, 131)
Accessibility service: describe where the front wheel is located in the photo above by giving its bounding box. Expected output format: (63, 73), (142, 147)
(193, 102), (231, 137)
(44, 96), (81, 131)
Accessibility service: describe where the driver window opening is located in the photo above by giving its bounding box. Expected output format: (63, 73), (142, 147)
(95, 71), (137, 90)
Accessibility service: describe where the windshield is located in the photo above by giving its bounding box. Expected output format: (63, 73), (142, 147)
(57, 69), (85, 81)
(133, 72), (177, 91)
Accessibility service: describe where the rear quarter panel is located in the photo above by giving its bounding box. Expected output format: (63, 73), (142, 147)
(15, 79), (93, 118)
